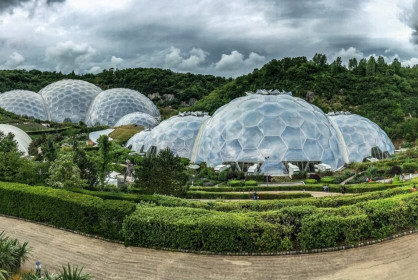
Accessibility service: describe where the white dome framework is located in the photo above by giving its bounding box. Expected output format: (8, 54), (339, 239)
(0, 124), (32, 155)
(0, 90), (48, 121)
(115, 112), (159, 128)
(86, 88), (160, 127)
(40, 79), (102, 123)
(195, 94), (345, 175)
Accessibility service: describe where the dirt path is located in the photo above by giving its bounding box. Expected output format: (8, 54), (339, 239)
(1, 216), (417, 280)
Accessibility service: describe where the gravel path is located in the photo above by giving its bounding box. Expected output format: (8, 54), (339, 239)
(1, 216), (417, 280)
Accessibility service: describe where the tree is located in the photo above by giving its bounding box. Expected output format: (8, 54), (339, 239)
(97, 135), (112, 186)
(47, 152), (86, 189)
(0, 132), (23, 182)
(312, 53), (327, 67)
(73, 141), (98, 187)
(348, 58), (358, 70)
(42, 135), (58, 162)
(135, 148), (189, 196)
(366, 56), (376, 76)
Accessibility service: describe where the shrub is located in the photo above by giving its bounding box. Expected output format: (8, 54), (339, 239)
(186, 191), (312, 200)
(227, 180), (243, 187)
(387, 165), (402, 176)
(292, 171), (307, 180)
(245, 180), (257, 186)
(309, 174), (321, 181)
(320, 177), (335, 184)
(402, 162), (418, 173)
(304, 179), (317, 184)
(0, 182), (136, 240)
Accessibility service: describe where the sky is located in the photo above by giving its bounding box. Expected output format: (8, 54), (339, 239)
(0, 0), (418, 77)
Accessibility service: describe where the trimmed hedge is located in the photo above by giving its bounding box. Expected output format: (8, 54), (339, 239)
(304, 179), (317, 184)
(0, 182), (136, 240)
(123, 192), (418, 252)
(320, 177), (335, 183)
(245, 180), (258, 186)
(227, 180), (243, 187)
(185, 191), (312, 200)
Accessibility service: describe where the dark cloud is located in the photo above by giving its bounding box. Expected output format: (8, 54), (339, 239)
(409, 0), (418, 44)
(0, 0), (31, 12)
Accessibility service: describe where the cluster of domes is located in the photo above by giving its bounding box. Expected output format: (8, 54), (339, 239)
(127, 91), (394, 175)
(0, 79), (160, 128)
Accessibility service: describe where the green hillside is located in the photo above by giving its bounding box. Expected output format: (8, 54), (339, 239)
(0, 55), (417, 144)
(189, 55), (417, 144)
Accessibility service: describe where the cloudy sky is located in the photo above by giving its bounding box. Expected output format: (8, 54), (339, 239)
(1, 0), (418, 77)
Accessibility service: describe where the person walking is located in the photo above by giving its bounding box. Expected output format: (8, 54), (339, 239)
(341, 186), (346, 195)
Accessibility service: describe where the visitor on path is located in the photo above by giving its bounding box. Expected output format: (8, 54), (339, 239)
(322, 185), (329, 192)
(124, 159), (134, 182)
(341, 186), (346, 195)
(412, 185), (416, 193)
(253, 190), (259, 200)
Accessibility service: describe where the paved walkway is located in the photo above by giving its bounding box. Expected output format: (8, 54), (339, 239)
(1, 216), (417, 280)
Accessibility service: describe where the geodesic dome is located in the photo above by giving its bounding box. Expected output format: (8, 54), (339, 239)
(141, 114), (210, 159)
(86, 88), (160, 127)
(114, 112), (158, 128)
(126, 130), (151, 153)
(195, 94), (345, 174)
(0, 90), (48, 121)
(40, 79), (102, 123)
(0, 124), (32, 155)
(328, 113), (395, 163)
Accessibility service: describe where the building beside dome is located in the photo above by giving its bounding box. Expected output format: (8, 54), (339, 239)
(0, 90), (48, 121)
(86, 88), (160, 127)
(40, 79), (102, 123)
(0, 124), (32, 155)
(114, 112), (159, 128)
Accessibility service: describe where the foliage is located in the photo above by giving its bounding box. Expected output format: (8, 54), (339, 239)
(108, 124), (142, 145)
(0, 232), (31, 278)
(188, 55), (417, 143)
(320, 177), (335, 184)
(292, 171), (307, 180)
(96, 135), (112, 187)
(22, 265), (91, 280)
(185, 191), (312, 200)
(134, 149), (189, 197)
(227, 180), (243, 187)
(245, 180), (258, 186)
(387, 165), (402, 176)
(0, 182), (136, 240)
(47, 152), (87, 189)
(73, 142), (98, 187)
(304, 179), (317, 184)
(402, 162), (418, 173)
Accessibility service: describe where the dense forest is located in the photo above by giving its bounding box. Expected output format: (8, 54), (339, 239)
(0, 54), (417, 143)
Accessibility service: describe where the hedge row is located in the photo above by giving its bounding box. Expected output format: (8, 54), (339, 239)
(70, 185), (413, 212)
(227, 180), (258, 187)
(0, 182), (136, 240)
(189, 183), (404, 193)
(122, 192), (418, 252)
(185, 191), (312, 200)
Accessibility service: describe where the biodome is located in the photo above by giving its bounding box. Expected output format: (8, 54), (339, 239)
(40, 79), (102, 123)
(0, 90), (48, 121)
(127, 90), (395, 175)
(0, 124), (32, 155)
(86, 88), (160, 127)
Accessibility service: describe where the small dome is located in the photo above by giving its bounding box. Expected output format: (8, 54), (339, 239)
(40, 79), (102, 123)
(0, 124), (32, 155)
(329, 114), (395, 162)
(126, 130), (151, 153)
(114, 112), (158, 128)
(141, 114), (209, 159)
(0, 90), (48, 121)
(86, 88), (160, 127)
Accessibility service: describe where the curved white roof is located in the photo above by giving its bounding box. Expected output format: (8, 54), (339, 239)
(86, 88), (160, 127)
(0, 124), (32, 155)
(114, 112), (158, 128)
(40, 79), (102, 123)
(0, 90), (48, 121)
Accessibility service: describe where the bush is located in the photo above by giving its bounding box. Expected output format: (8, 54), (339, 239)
(387, 165), (402, 176)
(186, 191), (312, 200)
(0, 182), (136, 240)
(402, 162), (418, 173)
(309, 174), (321, 181)
(245, 180), (258, 186)
(227, 180), (243, 187)
(320, 177), (335, 184)
(304, 179), (317, 184)
(292, 171), (307, 180)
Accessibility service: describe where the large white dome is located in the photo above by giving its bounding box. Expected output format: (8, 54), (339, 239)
(195, 94), (345, 174)
(86, 88), (160, 127)
(329, 113), (395, 162)
(40, 79), (102, 123)
(0, 124), (32, 155)
(0, 90), (48, 121)
(126, 130), (151, 153)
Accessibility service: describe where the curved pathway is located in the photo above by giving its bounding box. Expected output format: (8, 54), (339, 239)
(1, 216), (417, 280)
